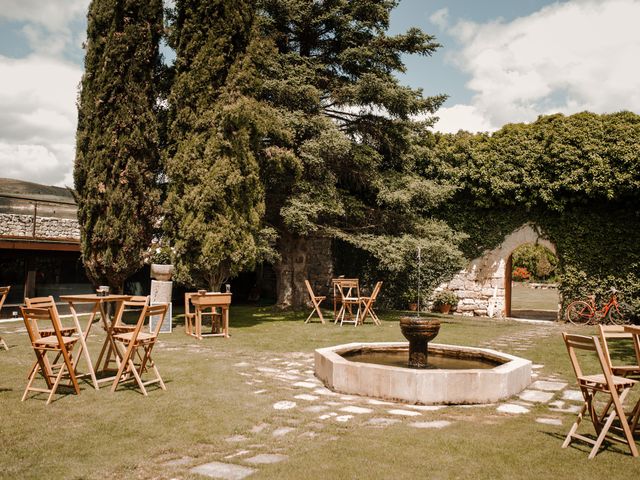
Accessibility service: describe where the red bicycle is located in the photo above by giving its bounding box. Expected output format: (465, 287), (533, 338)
(565, 288), (629, 325)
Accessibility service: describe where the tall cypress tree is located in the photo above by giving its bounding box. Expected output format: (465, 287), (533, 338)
(164, 1), (268, 290)
(75, 0), (163, 292)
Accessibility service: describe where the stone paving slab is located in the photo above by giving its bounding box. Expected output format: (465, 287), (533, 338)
(497, 404), (529, 414)
(190, 461), (256, 480)
(387, 409), (421, 417)
(562, 390), (583, 401)
(340, 406), (373, 414)
(244, 454), (288, 465)
(272, 427), (295, 437)
(536, 418), (562, 426)
(518, 390), (554, 403)
(530, 380), (567, 391)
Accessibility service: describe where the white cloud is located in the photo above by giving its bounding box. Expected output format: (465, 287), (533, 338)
(0, 0), (88, 33)
(429, 8), (450, 31)
(433, 104), (494, 134)
(0, 54), (82, 186)
(434, 0), (640, 133)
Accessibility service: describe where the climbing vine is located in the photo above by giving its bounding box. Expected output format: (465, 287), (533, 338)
(417, 111), (640, 316)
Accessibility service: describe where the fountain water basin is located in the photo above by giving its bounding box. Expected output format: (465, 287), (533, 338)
(315, 342), (532, 405)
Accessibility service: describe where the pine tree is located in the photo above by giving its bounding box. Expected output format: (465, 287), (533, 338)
(164, 1), (269, 290)
(74, 0), (163, 292)
(253, 0), (462, 307)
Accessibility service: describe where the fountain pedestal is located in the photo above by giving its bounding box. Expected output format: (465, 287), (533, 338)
(399, 316), (441, 368)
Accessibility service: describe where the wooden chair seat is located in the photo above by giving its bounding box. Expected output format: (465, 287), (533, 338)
(577, 374), (635, 389)
(113, 331), (155, 343)
(34, 336), (78, 348)
(39, 327), (77, 338)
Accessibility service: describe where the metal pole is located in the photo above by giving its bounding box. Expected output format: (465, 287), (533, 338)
(417, 247), (421, 317)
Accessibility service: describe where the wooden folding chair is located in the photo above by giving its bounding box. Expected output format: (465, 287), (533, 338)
(357, 281), (382, 326)
(20, 306), (80, 404)
(304, 280), (326, 324)
(0, 286), (9, 350)
(25, 296), (76, 337)
(562, 333), (638, 459)
(185, 292), (222, 335)
(334, 279), (360, 326)
(111, 303), (168, 395)
(597, 325), (640, 378)
(97, 296), (149, 372)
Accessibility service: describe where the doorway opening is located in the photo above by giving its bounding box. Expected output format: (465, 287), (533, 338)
(505, 243), (560, 321)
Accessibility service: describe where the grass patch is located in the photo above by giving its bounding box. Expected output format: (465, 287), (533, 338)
(0, 307), (639, 479)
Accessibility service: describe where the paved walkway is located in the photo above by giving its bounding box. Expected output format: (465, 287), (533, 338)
(166, 322), (588, 479)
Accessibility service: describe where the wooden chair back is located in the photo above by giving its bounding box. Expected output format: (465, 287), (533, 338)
(0, 286), (9, 312)
(304, 280), (326, 324)
(25, 296), (75, 337)
(561, 332), (638, 458)
(113, 296), (149, 328)
(358, 282), (383, 326)
(597, 325), (640, 378)
(335, 278), (360, 300)
(0, 287), (9, 349)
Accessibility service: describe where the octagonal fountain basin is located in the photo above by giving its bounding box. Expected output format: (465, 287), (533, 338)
(315, 342), (532, 405)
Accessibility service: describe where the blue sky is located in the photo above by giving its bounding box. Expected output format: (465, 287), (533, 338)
(1, 0), (640, 186)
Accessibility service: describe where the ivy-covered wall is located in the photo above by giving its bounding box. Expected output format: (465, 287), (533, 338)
(420, 111), (640, 315)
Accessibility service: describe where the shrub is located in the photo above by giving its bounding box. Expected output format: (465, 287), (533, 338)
(432, 290), (458, 307)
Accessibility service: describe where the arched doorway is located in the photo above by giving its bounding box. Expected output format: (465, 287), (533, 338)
(505, 243), (560, 320)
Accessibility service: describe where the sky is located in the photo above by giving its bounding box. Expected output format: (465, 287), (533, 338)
(1, 0), (639, 187)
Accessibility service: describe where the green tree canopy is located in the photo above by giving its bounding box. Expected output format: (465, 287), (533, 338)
(164, 0), (273, 289)
(74, 0), (163, 291)
(251, 0), (464, 306)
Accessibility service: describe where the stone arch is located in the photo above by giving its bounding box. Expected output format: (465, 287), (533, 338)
(435, 223), (557, 318)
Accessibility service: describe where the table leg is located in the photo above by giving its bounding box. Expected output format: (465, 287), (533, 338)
(196, 308), (202, 340)
(68, 301), (100, 390)
(224, 307), (229, 338)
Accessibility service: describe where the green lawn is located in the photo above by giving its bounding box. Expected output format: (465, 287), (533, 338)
(1, 307), (639, 479)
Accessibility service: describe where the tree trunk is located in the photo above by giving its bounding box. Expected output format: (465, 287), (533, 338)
(274, 233), (334, 309)
(274, 233), (311, 309)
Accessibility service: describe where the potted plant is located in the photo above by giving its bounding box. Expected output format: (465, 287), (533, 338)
(432, 290), (458, 314)
(148, 244), (175, 281)
(402, 288), (419, 311)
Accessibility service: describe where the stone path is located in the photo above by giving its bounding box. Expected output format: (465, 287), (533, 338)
(165, 322), (588, 479)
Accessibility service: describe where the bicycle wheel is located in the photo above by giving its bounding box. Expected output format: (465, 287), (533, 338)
(607, 302), (629, 325)
(565, 301), (594, 325)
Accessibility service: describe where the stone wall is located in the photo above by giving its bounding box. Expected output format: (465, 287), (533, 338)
(433, 223), (556, 318)
(0, 213), (80, 240)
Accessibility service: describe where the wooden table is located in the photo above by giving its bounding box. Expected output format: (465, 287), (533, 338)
(60, 294), (131, 389)
(331, 278), (359, 323)
(623, 325), (640, 432)
(190, 293), (232, 340)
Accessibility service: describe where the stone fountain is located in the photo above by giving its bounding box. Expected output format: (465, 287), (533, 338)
(314, 247), (532, 404)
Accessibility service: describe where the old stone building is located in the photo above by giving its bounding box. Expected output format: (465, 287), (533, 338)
(0, 178), (90, 315)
